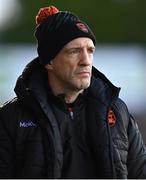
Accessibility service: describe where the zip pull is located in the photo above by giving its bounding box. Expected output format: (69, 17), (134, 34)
(68, 107), (74, 120)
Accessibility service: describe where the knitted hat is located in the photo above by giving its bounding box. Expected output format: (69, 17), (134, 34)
(34, 6), (96, 66)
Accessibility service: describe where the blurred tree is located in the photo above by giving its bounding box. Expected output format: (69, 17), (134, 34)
(0, 0), (146, 44)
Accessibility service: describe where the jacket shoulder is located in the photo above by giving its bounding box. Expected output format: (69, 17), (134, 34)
(0, 97), (22, 115)
(0, 97), (28, 130)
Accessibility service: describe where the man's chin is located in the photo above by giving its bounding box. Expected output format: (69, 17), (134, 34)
(78, 81), (90, 90)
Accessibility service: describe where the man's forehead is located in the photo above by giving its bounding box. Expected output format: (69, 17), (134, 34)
(64, 37), (95, 49)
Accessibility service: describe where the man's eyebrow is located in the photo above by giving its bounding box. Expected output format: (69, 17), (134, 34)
(89, 46), (96, 50)
(66, 45), (95, 50)
(65, 47), (81, 51)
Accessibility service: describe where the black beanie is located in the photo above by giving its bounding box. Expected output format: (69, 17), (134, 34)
(34, 6), (96, 66)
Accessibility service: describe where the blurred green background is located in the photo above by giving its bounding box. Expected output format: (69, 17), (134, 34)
(1, 0), (146, 44)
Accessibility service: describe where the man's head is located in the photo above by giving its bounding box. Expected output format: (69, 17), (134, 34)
(34, 6), (96, 66)
(45, 37), (95, 95)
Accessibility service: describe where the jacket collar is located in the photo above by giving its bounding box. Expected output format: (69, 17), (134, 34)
(14, 57), (120, 108)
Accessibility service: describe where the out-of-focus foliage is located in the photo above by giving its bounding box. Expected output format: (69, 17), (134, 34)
(0, 0), (146, 44)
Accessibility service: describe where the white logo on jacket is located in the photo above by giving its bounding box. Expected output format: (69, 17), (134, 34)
(19, 121), (37, 128)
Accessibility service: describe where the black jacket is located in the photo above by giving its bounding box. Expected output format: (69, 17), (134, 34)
(0, 57), (146, 178)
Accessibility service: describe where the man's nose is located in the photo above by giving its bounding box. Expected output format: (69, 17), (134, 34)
(79, 50), (92, 66)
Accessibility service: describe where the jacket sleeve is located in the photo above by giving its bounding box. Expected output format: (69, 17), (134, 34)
(0, 105), (15, 178)
(127, 115), (146, 178)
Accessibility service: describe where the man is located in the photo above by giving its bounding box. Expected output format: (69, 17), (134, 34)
(0, 5), (146, 179)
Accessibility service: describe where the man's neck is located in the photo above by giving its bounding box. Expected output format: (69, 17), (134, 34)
(64, 90), (83, 103)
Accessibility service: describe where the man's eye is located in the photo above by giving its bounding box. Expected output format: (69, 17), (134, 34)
(70, 49), (80, 54)
(88, 48), (95, 54)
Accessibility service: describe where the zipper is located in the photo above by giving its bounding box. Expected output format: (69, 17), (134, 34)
(68, 106), (74, 120)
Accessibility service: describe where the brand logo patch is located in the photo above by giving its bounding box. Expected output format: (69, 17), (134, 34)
(76, 22), (89, 33)
(19, 121), (37, 128)
(108, 109), (116, 127)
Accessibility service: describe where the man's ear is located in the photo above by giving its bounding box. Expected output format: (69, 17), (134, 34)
(45, 61), (53, 70)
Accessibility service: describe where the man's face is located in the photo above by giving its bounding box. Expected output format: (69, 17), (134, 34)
(46, 37), (95, 92)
